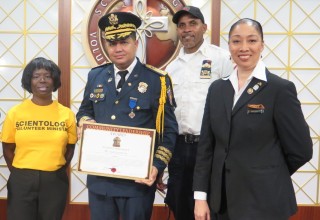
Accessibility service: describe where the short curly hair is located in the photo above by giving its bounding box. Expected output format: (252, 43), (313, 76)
(21, 57), (61, 93)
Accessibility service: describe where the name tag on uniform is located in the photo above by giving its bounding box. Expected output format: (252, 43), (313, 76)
(247, 104), (265, 114)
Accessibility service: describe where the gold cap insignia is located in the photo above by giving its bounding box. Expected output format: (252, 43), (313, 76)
(108, 14), (118, 25)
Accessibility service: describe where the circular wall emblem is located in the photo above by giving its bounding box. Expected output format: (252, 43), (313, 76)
(82, 0), (186, 69)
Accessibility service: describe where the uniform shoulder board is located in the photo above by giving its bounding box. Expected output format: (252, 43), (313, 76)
(91, 62), (112, 70)
(145, 64), (167, 76)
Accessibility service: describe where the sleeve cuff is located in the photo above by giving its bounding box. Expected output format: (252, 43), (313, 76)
(80, 116), (92, 122)
(194, 191), (207, 200)
(154, 146), (172, 165)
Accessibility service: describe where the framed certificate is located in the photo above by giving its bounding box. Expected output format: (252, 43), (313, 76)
(77, 122), (156, 180)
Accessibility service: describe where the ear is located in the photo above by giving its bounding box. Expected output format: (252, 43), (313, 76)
(202, 23), (208, 33)
(260, 41), (265, 52)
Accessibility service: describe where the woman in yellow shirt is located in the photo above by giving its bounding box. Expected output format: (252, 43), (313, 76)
(1, 57), (77, 220)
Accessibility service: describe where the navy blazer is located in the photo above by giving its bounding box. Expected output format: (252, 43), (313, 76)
(77, 59), (178, 197)
(193, 68), (312, 220)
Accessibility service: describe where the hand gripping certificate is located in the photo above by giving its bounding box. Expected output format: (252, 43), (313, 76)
(77, 122), (156, 180)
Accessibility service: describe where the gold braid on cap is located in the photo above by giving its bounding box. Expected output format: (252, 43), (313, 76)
(104, 23), (136, 40)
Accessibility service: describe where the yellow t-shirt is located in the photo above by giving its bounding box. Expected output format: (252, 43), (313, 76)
(0, 99), (77, 171)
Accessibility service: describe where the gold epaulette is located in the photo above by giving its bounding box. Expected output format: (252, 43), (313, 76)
(92, 62), (112, 70)
(145, 64), (167, 76)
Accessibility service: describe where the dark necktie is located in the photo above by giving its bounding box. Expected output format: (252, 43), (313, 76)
(116, 70), (128, 90)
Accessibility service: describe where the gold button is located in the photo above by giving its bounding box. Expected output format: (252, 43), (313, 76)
(111, 115), (116, 120)
(115, 100), (119, 104)
(137, 106), (140, 110)
(128, 83), (132, 86)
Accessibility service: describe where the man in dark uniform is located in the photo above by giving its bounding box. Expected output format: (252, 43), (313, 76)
(76, 11), (178, 220)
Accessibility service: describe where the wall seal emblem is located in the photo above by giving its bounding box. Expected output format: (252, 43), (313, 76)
(82, 0), (186, 69)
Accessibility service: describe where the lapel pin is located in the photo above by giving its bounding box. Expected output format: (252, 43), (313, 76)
(253, 84), (259, 91)
(247, 88), (254, 94)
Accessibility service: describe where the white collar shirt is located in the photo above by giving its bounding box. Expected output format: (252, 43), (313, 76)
(114, 58), (137, 91)
(223, 59), (267, 108)
(165, 40), (234, 135)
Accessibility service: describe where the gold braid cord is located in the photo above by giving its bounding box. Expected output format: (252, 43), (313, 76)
(156, 76), (166, 140)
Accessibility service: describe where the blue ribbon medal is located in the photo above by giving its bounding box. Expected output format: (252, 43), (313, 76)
(128, 97), (137, 118)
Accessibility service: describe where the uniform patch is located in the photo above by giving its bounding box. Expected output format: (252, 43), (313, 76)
(200, 60), (212, 79)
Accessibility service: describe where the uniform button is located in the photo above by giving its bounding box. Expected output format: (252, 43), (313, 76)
(111, 115), (116, 120)
(128, 83), (132, 86)
(115, 100), (119, 104)
(137, 106), (140, 110)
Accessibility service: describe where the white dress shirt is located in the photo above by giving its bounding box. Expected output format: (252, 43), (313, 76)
(114, 58), (137, 92)
(225, 59), (267, 107)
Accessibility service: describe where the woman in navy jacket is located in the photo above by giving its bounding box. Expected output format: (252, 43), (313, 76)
(193, 18), (313, 220)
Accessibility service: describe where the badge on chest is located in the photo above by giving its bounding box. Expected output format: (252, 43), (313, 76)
(200, 60), (212, 79)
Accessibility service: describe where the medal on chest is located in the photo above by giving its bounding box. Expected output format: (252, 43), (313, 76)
(128, 97), (138, 118)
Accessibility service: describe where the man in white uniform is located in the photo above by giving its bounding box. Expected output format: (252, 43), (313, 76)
(158, 6), (234, 220)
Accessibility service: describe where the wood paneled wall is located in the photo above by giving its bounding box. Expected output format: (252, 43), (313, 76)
(58, 0), (71, 107)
